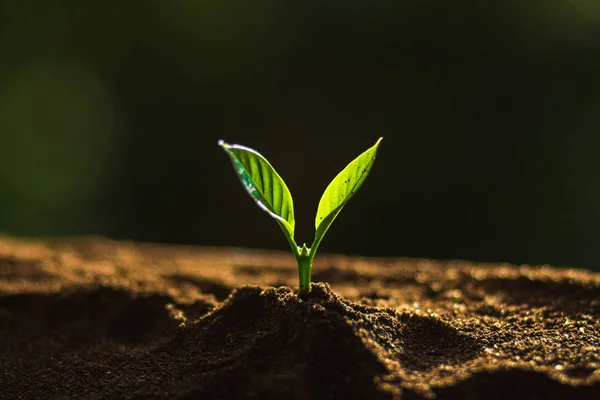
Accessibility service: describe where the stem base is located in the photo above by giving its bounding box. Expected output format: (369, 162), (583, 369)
(297, 245), (312, 298)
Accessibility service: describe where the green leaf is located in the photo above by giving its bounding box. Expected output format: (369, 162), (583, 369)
(218, 140), (295, 238)
(313, 137), (382, 251)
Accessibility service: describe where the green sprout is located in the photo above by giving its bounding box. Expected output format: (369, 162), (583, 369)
(218, 138), (382, 297)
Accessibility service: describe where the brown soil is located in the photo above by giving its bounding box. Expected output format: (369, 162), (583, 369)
(1, 236), (600, 399)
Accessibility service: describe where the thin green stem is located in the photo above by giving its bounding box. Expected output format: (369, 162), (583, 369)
(277, 222), (311, 297)
(277, 221), (299, 258)
(297, 244), (312, 298)
(277, 223), (313, 298)
(308, 235), (323, 266)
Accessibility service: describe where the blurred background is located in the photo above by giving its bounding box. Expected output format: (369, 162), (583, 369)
(1, 0), (600, 270)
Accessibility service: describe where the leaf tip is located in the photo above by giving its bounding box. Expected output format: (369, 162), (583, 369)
(217, 139), (227, 147)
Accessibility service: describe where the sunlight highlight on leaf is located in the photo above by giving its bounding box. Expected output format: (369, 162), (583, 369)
(219, 140), (295, 237)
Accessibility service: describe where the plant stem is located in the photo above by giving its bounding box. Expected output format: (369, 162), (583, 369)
(278, 221), (299, 258)
(297, 244), (312, 298)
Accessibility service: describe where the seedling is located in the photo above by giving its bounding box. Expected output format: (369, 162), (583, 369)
(219, 138), (382, 297)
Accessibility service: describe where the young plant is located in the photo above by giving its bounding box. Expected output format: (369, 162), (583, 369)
(218, 138), (382, 297)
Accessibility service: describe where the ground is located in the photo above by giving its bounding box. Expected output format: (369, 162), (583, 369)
(1, 236), (599, 399)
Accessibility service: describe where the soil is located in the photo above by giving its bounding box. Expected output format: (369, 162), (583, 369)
(1, 236), (600, 399)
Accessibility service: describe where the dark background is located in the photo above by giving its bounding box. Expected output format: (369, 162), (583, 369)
(1, 1), (600, 270)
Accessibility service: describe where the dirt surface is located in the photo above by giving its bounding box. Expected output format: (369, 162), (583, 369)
(1, 236), (600, 399)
